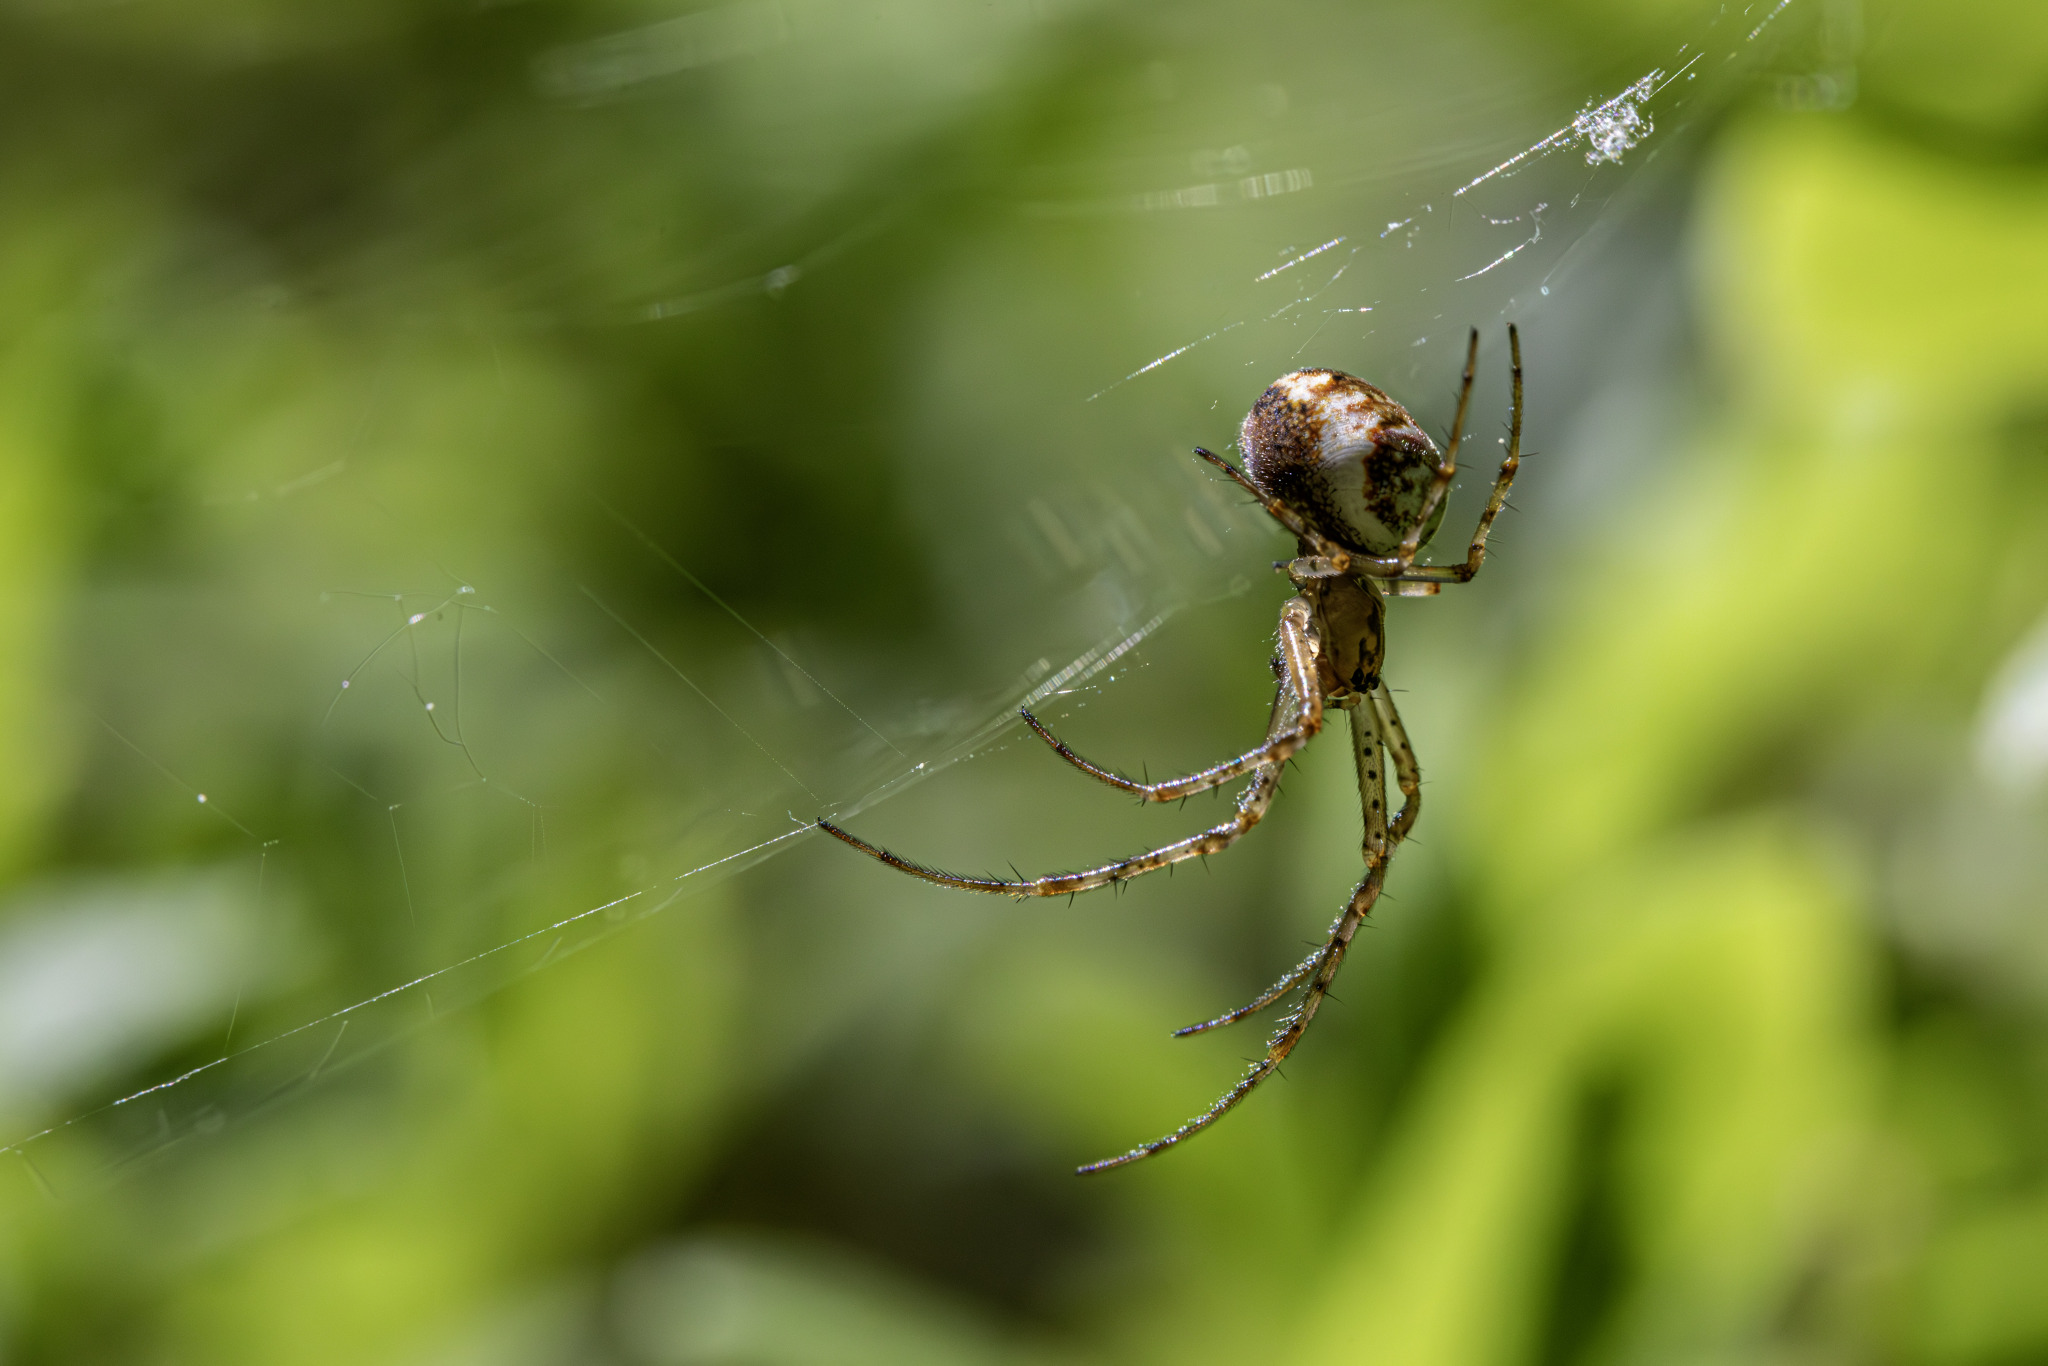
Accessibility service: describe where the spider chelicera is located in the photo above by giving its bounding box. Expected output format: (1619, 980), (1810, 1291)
(822, 325), (1523, 1173)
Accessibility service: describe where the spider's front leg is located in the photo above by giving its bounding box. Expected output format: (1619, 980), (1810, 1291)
(1018, 594), (1324, 803)
(818, 597), (1327, 897)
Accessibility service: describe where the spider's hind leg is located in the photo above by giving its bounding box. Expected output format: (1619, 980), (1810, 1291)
(1347, 695), (1391, 871)
(1080, 861), (1388, 1174)
(1390, 327), (1481, 571)
(1086, 694), (1398, 1169)
(1371, 682), (1421, 846)
(1172, 695), (1389, 1039)
(1171, 949), (1320, 1037)
(1389, 322), (1524, 586)
(1194, 446), (1411, 578)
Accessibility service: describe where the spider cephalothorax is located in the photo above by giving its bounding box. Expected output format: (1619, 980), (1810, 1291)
(822, 326), (1523, 1173)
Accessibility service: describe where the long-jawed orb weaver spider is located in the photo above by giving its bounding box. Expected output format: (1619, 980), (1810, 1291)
(822, 325), (1523, 1173)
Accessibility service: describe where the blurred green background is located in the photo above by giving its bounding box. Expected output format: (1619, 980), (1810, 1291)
(3, 0), (2047, 1361)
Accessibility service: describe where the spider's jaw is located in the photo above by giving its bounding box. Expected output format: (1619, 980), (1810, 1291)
(1241, 368), (1447, 556)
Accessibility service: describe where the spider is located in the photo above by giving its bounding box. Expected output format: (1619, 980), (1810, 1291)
(822, 325), (1523, 1173)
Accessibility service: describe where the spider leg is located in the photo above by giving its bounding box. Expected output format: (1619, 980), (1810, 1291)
(1370, 682), (1421, 846)
(1019, 596), (1324, 803)
(1171, 947), (1320, 1037)
(1388, 323), (1524, 585)
(1346, 695), (1391, 871)
(1171, 695), (1391, 1036)
(1195, 449), (1411, 578)
(1077, 862), (1386, 1174)
(1080, 698), (1395, 1172)
(1389, 327), (1481, 571)
(817, 759), (1281, 898)
(1196, 447), (1347, 568)
(822, 599), (1324, 895)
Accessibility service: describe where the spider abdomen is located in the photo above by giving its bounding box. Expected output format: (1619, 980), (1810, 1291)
(1241, 369), (1447, 556)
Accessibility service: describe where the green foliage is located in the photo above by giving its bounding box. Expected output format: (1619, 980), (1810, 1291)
(1, 1), (2046, 1363)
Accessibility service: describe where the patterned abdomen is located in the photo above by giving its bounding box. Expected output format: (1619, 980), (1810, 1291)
(1240, 369), (1447, 556)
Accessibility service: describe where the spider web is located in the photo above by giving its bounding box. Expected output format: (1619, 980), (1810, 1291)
(0, 0), (1831, 1193)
